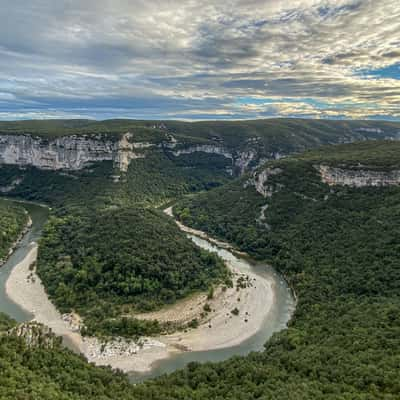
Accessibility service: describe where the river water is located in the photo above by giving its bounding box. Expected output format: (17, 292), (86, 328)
(0, 200), (295, 382)
(0, 200), (49, 322)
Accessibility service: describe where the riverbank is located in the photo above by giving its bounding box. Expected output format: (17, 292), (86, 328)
(5, 210), (275, 374)
(5, 243), (171, 372)
(164, 206), (248, 256)
(0, 214), (32, 268)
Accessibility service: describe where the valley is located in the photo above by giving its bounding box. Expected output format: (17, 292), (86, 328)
(2, 1), (399, 398)
(0, 120), (399, 399)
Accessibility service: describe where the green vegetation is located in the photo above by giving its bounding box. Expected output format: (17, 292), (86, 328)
(1, 118), (399, 157)
(298, 140), (400, 170)
(230, 307), (239, 316)
(203, 304), (211, 313)
(1, 120), (400, 399)
(155, 141), (400, 398)
(0, 314), (141, 400)
(0, 134), (231, 339)
(0, 119), (165, 141)
(165, 118), (400, 153)
(0, 199), (28, 262)
(37, 207), (228, 338)
(175, 179), (266, 255)
(0, 312), (17, 331)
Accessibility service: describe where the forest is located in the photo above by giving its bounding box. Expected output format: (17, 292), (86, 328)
(0, 140), (399, 399)
(163, 141), (400, 398)
(0, 313), (143, 400)
(1, 118), (399, 149)
(37, 207), (229, 338)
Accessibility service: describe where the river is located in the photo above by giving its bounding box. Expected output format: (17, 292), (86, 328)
(0, 199), (295, 383)
(0, 200), (49, 322)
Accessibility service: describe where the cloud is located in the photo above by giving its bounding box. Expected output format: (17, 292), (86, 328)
(0, 0), (399, 120)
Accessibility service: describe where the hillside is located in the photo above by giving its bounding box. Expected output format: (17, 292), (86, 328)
(0, 313), (140, 400)
(159, 140), (400, 398)
(0, 118), (399, 145)
(175, 141), (400, 255)
(165, 118), (400, 151)
(0, 151), (229, 210)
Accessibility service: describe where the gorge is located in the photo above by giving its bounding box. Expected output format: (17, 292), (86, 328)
(0, 121), (399, 399)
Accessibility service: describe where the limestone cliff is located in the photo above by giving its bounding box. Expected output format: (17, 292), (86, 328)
(171, 144), (233, 160)
(318, 165), (400, 187)
(245, 167), (283, 197)
(170, 143), (283, 175)
(0, 133), (145, 172)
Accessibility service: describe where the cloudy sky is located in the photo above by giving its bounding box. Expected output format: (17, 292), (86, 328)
(0, 0), (399, 120)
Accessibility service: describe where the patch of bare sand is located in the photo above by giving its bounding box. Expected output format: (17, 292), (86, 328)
(146, 266), (273, 352)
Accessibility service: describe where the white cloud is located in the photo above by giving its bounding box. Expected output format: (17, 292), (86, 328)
(0, 0), (398, 119)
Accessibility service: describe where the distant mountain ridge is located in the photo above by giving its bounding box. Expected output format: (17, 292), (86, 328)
(0, 118), (399, 176)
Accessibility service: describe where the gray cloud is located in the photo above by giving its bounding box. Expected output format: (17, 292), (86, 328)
(0, 0), (399, 120)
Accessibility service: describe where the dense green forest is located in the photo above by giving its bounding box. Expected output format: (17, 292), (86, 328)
(0, 199), (28, 262)
(37, 207), (229, 337)
(164, 118), (400, 151)
(0, 313), (142, 400)
(157, 141), (400, 398)
(0, 118), (399, 145)
(298, 140), (400, 169)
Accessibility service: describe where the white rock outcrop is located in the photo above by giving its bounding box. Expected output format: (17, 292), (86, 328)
(172, 144), (233, 160)
(113, 133), (145, 172)
(0, 133), (145, 172)
(235, 150), (257, 175)
(171, 143), (284, 175)
(247, 167), (283, 197)
(318, 165), (400, 187)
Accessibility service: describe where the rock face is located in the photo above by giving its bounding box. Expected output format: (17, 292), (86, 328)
(246, 167), (283, 197)
(171, 144), (284, 175)
(8, 322), (60, 349)
(113, 132), (145, 172)
(172, 144), (233, 160)
(0, 129), (286, 176)
(235, 150), (257, 175)
(0, 133), (144, 172)
(318, 165), (400, 187)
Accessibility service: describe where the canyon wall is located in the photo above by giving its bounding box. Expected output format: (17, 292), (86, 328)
(0, 133), (271, 175)
(318, 165), (400, 187)
(170, 143), (283, 175)
(0, 133), (145, 172)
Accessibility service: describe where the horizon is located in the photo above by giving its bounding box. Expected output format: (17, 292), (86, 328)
(1, 116), (400, 124)
(0, 1), (399, 121)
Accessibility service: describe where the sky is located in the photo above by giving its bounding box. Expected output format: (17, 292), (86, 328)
(0, 0), (399, 121)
